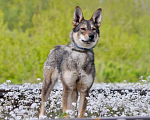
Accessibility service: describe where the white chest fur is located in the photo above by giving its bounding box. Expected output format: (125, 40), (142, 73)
(71, 51), (89, 67)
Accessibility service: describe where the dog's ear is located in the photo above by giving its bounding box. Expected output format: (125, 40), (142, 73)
(72, 6), (84, 27)
(90, 8), (102, 27)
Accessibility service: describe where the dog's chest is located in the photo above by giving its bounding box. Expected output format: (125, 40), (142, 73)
(63, 50), (94, 90)
(60, 47), (94, 76)
(71, 51), (88, 67)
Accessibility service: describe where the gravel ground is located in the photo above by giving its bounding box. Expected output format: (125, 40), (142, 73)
(0, 77), (150, 119)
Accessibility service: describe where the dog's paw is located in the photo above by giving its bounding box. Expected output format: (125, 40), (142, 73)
(39, 115), (47, 119)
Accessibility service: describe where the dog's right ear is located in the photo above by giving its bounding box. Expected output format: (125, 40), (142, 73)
(90, 8), (102, 27)
(72, 6), (84, 27)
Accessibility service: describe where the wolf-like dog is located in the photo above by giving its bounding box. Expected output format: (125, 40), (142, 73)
(39, 6), (102, 118)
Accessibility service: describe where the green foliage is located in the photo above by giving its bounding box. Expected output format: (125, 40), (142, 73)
(0, 0), (150, 84)
(58, 112), (67, 119)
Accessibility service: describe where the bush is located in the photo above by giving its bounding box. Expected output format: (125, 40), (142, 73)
(0, 0), (150, 84)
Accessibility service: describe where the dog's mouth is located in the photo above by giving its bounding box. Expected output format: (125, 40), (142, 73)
(82, 40), (90, 44)
(82, 39), (95, 44)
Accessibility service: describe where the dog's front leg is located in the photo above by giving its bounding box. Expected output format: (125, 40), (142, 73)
(62, 71), (78, 118)
(62, 88), (78, 117)
(78, 91), (89, 118)
(78, 74), (94, 118)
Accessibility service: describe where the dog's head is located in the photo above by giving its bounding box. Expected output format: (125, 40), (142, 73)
(71, 6), (102, 49)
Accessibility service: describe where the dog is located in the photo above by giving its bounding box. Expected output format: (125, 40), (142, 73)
(39, 6), (102, 118)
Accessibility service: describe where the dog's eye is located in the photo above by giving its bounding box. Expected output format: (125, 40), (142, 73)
(92, 28), (96, 31)
(81, 28), (86, 30)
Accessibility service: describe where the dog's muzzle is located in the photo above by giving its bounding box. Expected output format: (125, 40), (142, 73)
(82, 33), (95, 43)
(88, 33), (95, 42)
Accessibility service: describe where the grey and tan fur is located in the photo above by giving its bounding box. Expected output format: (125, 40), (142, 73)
(39, 6), (102, 118)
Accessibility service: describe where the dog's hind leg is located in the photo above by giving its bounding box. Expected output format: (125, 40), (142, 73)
(39, 67), (58, 118)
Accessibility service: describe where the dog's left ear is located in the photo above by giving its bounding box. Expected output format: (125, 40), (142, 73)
(72, 6), (84, 27)
(90, 8), (102, 27)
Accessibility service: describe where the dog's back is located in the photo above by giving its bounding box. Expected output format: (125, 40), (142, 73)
(44, 45), (66, 70)
(44, 43), (94, 75)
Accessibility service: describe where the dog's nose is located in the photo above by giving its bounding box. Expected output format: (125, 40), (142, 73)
(89, 33), (94, 40)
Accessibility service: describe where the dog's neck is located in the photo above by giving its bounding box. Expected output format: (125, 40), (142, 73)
(68, 41), (93, 53)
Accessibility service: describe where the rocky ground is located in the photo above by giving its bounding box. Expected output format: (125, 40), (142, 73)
(0, 77), (150, 119)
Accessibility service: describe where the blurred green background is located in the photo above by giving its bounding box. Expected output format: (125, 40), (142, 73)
(0, 0), (150, 84)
